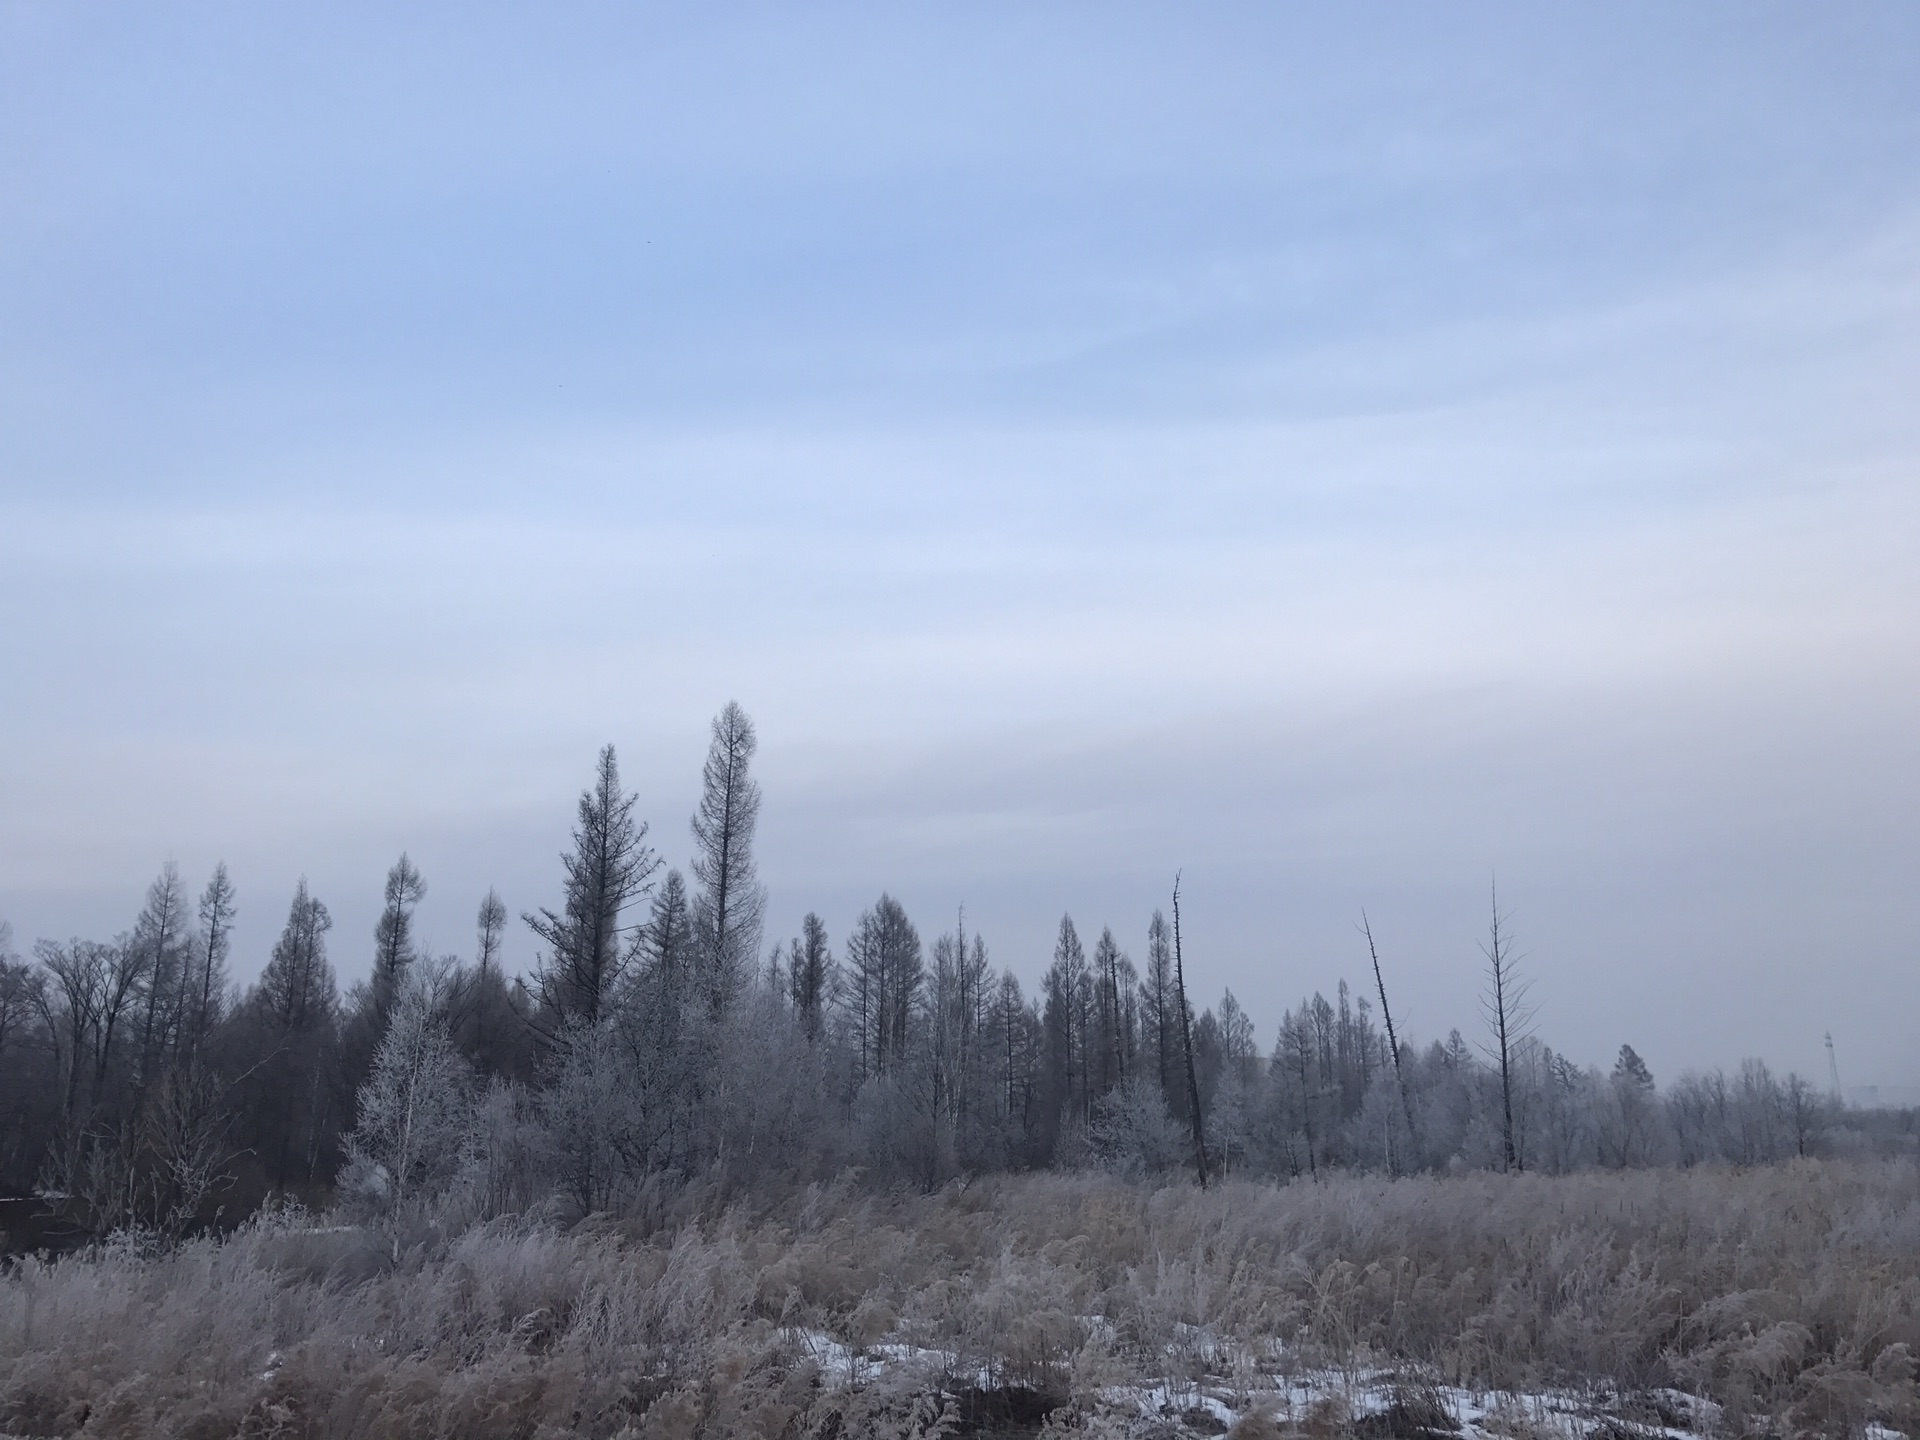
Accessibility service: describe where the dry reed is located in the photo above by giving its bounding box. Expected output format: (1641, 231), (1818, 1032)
(3, 1161), (1916, 1438)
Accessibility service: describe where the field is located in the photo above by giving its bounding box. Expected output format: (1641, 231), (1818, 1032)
(4, 1161), (1918, 1439)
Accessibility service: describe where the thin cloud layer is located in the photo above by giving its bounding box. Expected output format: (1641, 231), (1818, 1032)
(2, 4), (1916, 1089)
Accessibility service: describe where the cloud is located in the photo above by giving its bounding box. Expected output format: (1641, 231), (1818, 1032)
(1, 4), (1917, 1091)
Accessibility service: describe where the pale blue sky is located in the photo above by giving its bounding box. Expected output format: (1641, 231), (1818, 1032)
(3, 4), (1917, 1087)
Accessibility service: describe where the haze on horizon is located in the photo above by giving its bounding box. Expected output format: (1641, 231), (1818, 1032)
(2, 4), (1916, 1091)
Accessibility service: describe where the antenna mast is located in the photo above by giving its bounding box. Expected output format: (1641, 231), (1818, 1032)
(1826, 1031), (1844, 1103)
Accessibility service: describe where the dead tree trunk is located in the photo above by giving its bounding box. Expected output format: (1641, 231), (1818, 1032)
(1479, 879), (1531, 1174)
(1362, 911), (1418, 1172)
(1172, 872), (1209, 1189)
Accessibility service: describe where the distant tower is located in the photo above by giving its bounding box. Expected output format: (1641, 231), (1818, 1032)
(1826, 1032), (1844, 1102)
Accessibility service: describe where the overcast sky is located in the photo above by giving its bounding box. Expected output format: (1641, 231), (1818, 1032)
(3, 4), (1917, 1089)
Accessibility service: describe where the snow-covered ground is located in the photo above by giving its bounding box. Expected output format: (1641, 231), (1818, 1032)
(779, 1319), (1866, 1438)
(1097, 1374), (1717, 1438)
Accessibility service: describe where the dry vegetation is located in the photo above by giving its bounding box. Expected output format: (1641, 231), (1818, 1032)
(5, 1160), (1919, 1439)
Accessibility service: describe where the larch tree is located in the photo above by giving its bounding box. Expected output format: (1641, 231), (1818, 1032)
(788, 912), (832, 1044)
(129, 862), (190, 1105)
(525, 744), (659, 1028)
(370, 853), (427, 1030)
(461, 887), (513, 1077)
(873, 894), (922, 1078)
(1142, 910), (1177, 1116)
(1091, 926), (1120, 1100)
(183, 863), (236, 1068)
(1605, 1043), (1658, 1168)
(251, 878), (340, 1184)
(957, 923), (991, 1142)
(638, 869), (694, 1011)
(256, 881), (336, 1035)
(993, 970), (1030, 1136)
(1274, 1003), (1320, 1178)
(689, 701), (766, 1020)
(928, 911), (989, 1149)
(845, 895), (921, 1082)
(255, 887), (337, 1021)
(1043, 915), (1089, 1133)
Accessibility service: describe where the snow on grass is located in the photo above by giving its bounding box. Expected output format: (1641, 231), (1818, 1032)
(1099, 1372), (1732, 1439)
(789, 1315), (1752, 1439)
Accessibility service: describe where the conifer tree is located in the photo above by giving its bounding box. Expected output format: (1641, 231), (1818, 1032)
(525, 745), (659, 1027)
(129, 862), (190, 1105)
(789, 912), (832, 1044)
(182, 863), (235, 1067)
(689, 702), (766, 1019)
(370, 853), (426, 1030)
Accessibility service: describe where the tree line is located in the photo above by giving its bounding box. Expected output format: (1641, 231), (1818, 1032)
(0, 702), (1883, 1241)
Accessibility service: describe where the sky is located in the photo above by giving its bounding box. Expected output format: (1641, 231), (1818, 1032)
(3, 4), (1917, 1090)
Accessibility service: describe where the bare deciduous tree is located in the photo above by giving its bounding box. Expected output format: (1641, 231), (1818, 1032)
(36, 937), (107, 1122)
(342, 986), (473, 1226)
(0, 923), (43, 1074)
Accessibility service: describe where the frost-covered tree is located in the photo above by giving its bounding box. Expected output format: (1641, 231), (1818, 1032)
(1041, 915), (1090, 1146)
(1092, 1075), (1187, 1178)
(987, 969), (1041, 1160)
(1271, 1001), (1323, 1178)
(1140, 910), (1177, 1116)
(789, 911), (833, 1044)
(1600, 1043), (1659, 1168)
(1208, 989), (1259, 1171)
(637, 869), (694, 1017)
(342, 985), (473, 1222)
(689, 701), (766, 1019)
(1089, 926), (1137, 1105)
(844, 895), (921, 1085)
(340, 853), (431, 1116)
